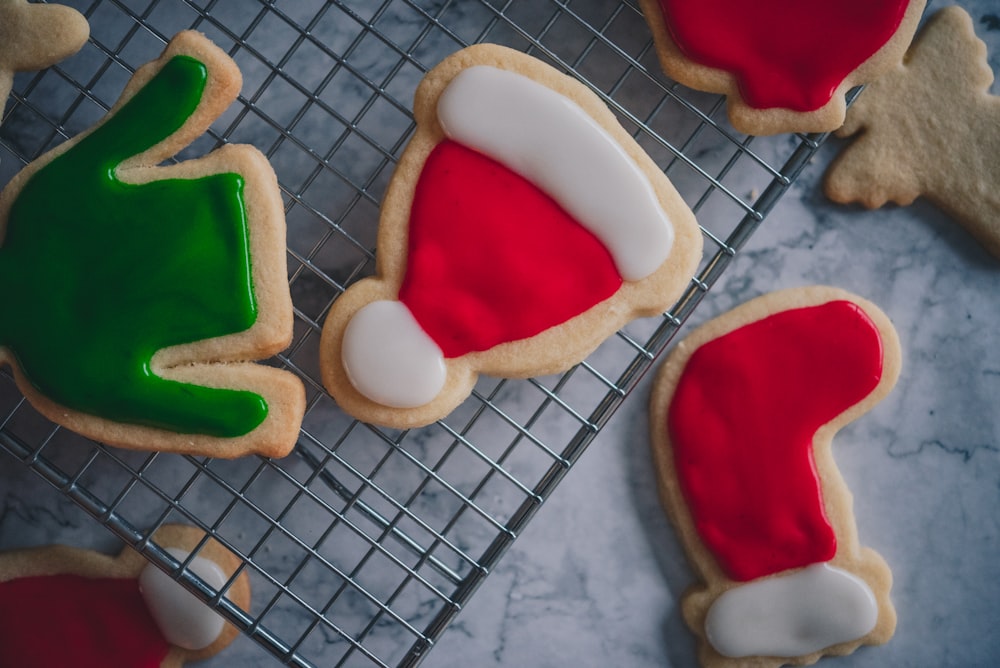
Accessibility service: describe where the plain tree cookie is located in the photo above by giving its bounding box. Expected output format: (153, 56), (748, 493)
(0, 31), (305, 458)
(639, 0), (926, 135)
(649, 286), (902, 668)
(824, 6), (1000, 259)
(320, 43), (703, 429)
(0, 524), (251, 668)
(0, 0), (89, 112)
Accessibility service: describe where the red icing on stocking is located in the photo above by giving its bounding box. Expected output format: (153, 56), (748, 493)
(667, 300), (884, 582)
(399, 139), (623, 358)
(0, 574), (171, 667)
(656, 0), (910, 111)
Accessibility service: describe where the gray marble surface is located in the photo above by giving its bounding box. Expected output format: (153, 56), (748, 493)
(2, 1), (999, 667)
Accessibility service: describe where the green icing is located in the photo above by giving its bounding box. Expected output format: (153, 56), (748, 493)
(0, 55), (268, 438)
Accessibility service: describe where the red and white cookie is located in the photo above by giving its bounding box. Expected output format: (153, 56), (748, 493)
(649, 286), (901, 667)
(320, 44), (702, 428)
(0, 524), (250, 668)
(639, 0), (926, 135)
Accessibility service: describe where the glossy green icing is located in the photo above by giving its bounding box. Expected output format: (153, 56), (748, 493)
(0, 55), (268, 438)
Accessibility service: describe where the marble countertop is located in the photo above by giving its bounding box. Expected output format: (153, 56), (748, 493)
(2, 1), (998, 667)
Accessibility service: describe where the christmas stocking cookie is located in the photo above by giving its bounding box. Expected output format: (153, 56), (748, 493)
(824, 7), (1000, 259)
(0, 0), (89, 111)
(0, 524), (251, 668)
(638, 0), (926, 135)
(649, 286), (902, 667)
(0, 31), (305, 458)
(320, 44), (703, 428)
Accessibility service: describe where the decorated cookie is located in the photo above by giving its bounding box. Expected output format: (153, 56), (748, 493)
(649, 286), (901, 667)
(319, 44), (702, 428)
(0, 524), (250, 668)
(824, 6), (1000, 259)
(0, 0), (89, 111)
(0, 31), (305, 458)
(638, 0), (926, 135)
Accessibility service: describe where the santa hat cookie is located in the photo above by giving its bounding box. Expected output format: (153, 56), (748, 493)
(638, 0), (926, 135)
(824, 6), (1000, 259)
(320, 44), (702, 428)
(0, 524), (251, 668)
(0, 0), (89, 112)
(649, 286), (901, 667)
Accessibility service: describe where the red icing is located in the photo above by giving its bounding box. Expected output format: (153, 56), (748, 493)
(399, 139), (623, 358)
(657, 0), (910, 111)
(667, 300), (884, 582)
(0, 574), (171, 668)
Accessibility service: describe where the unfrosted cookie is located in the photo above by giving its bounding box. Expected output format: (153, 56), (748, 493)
(0, 31), (305, 458)
(649, 286), (901, 667)
(0, 524), (250, 667)
(0, 0), (89, 111)
(319, 43), (703, 429)
(824, 6), (1000, 258)
(639, 0), (926, 135)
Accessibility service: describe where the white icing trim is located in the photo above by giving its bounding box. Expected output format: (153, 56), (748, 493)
(436, 65), (674, 281)
(705, 563), (879, 658)
(138, 548), (226, 651)
(342, 299), (447, 408)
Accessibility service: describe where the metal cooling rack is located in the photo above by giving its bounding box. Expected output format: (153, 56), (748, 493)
(0, 1), (834, 666)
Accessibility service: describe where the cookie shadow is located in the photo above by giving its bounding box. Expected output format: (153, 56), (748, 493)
(619, 370), (700, 668)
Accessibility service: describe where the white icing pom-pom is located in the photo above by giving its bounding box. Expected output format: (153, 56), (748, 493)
(138, 548), (227, 651)
(341, 299), (447, 409)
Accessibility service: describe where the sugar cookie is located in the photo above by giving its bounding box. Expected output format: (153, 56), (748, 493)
(649, 286), (901, 667)
(825, 6), (1000, 258)
(0, 0), (89, 111)
(0, 524), (250, 667)
(0, 31), (305, 458)
(320, 43), (702, 428)
(639, 0), (926, 135)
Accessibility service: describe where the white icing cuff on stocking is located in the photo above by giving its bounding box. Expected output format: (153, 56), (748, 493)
(138, 548), (227, 651)
(437, 65), (674, 281)
(342, 299), (447, 408)
(705, 562), (879, 658)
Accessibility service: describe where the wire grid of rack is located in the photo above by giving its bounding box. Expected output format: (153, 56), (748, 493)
(0, 1), (834, 666)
